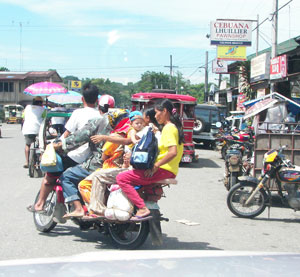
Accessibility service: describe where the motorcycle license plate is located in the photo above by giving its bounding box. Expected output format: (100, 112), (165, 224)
(181, 155), (192, 163)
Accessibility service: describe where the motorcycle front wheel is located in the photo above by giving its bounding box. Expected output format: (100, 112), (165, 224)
(33, 190), (57, 232)
(227, 182), (267, 218)
(107, 221), (149, 250)
(228, 172), (238, 191)
(221, 145), (227, 159)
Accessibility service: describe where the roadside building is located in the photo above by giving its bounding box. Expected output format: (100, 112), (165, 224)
(0, 70), (63, 106)
(221, 35), (300, 111)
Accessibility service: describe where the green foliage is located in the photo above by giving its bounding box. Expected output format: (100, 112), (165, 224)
(237, 61), (254, 100)
(0, 67), (9, 71)
(63, 75), (80, 85)
(137, 71), (170, 92)
(62, 70), (211, 107)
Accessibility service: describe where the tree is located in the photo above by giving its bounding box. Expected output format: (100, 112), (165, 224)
(237, 61), (254, 100)
(62, 75), (80, 85)
(137, 71), (170, 92)
(0, 67), (9, 71)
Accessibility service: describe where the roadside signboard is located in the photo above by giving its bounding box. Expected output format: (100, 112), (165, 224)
(250, 53), (270, 83)
(270, 54), (287, 80)
(69, 80), (82, 92)
(237, 93), (246, 111)
(220, 80), (228, 90)
(217, 46), (247, 61)
(212, 59), (228, 73)
(227, 90), (232, 102)
(210, 20), (252, 46)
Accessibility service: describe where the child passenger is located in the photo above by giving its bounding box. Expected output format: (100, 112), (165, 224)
(125, 111), (145, 149)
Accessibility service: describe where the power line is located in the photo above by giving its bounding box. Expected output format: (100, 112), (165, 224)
(252, 0), (293, 31)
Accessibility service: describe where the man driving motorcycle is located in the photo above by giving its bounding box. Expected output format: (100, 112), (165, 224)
(53, 108), (129, 219)
(27, 83), (101, 213)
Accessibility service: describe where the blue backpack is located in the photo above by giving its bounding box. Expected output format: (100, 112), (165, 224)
(130, 128), (158, 170)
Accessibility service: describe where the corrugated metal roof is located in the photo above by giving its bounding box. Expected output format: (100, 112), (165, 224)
(247, 36), (300, 60)
(0, 71), (57, 80)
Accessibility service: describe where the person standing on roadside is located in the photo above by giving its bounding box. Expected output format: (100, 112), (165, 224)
(22, 96), (46, 168)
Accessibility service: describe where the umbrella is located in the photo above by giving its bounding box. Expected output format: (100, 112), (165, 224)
(24, 82), (67, 96)
(48, 90), (83, 105)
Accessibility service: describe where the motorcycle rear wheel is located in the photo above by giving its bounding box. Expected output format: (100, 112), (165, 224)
(107, 221), (149, 250)
(33, 191), (57, 232)
(227, 182), (267, 218)
(28, 149), (42, 178)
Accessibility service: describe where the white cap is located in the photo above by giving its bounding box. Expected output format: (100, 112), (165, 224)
(98, 94), (115, 108)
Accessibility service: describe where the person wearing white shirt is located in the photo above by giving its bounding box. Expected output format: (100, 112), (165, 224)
(50, 105), (67, 135)
(22, 96), (46, 168)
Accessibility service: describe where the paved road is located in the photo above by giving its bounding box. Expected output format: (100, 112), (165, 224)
(1, 123), (300, 261)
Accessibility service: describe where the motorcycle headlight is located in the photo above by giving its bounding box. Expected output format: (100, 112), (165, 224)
(229, 155), (239, 165)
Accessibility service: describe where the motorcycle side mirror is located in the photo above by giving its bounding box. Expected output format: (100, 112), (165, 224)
(216, 122), (222, 128)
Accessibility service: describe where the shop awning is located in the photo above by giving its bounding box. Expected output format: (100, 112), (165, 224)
(244, 98), (279, 119)
(243, 92), (300, 116)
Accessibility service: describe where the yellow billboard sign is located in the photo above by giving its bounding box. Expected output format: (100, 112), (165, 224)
(70, 80), (82, 89)
(217, 46), (247, 61)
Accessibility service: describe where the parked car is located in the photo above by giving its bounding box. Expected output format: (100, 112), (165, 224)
(193, 104), (222, 148)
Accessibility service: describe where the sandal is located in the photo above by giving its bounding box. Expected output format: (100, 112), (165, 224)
(130, 214), (152, 222)
(62, 212), (84, 220)
(26, 205), (45, 214)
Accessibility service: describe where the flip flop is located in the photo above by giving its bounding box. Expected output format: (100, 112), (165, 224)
(62, 213), (84, 220)
(26, 205), (45, 214)
(130, 215), (153, 222)
(82, 215), (105, 221)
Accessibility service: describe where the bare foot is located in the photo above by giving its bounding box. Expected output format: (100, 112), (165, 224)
(135, 206), (150, 218)
(34, 204), (44, 212)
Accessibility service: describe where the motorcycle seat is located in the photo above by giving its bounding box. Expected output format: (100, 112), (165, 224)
(155, 178), (178, 185)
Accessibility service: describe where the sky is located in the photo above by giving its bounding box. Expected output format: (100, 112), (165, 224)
(0, 0), (299, 85)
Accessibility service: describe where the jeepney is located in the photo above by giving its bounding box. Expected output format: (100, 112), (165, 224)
(4, 104), (24, 124)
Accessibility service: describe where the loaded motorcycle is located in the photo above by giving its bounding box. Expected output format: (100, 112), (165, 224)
(32, 178), (177, 249)
(227, 145), (300, 219)
(223, 140), (253, 191)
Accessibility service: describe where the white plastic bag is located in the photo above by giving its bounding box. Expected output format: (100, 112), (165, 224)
(105, 185), (134, 221)
(40, 143), (57, 166)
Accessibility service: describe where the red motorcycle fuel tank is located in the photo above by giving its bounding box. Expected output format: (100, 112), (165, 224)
(278, 167), (300, 183)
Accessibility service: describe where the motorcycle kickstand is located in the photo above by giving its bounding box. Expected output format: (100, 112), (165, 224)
(267, 204), (271, 219)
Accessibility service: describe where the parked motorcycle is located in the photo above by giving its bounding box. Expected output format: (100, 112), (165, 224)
(223, 140), (254, 190)
(217, 127), (255, 159)
(31, 178), (177, 249)
(227, 145), (300, 219)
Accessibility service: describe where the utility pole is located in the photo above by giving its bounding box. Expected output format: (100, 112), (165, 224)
(204, 51), (209, 102)
(256, 14), (259, 56)
(164, 55), (178, 91)
(19, 22), (23, 71)
(271, 0), (278, 93)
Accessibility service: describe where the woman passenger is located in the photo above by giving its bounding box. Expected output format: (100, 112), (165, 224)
(116, 99), (184, 220)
